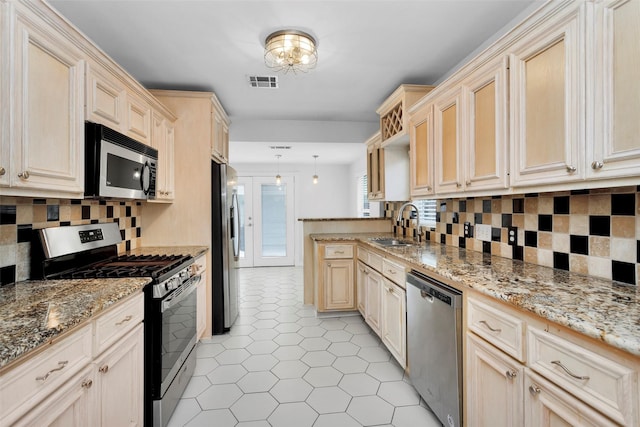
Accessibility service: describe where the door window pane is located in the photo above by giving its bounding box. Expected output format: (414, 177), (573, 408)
(237, 184), (246, 259)
(261, 184), (287, 257)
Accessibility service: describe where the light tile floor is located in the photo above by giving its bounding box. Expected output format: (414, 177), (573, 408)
(167, 266), (441, 427)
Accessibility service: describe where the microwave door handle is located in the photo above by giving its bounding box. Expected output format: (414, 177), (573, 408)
(141, 161), (151, 194)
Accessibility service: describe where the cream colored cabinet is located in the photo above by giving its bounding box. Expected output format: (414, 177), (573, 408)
(466, 332), (524, 427)
(2, 1), (85, 198)
(194, 255), (207, 339)
(408, 102), (434, 197)
(315, 243), (356, 312)
(211, 93), (230, 164)
(86, 62), (126, 130)
(377, 84), (434, 147)
(434, 86), (463, 194)
(365, 131), (410, 201)
(380, 277), (406, 368)
(2, 293), (144, 427)
(125, 93), (152, 145)
(150, 113), (175, 202)
(363, 265), (382, 336)
(509, 3), (585, 187)
(590, 0), (640, 179)
(366, 133), (384, 200)
(356, 261), (367, 316)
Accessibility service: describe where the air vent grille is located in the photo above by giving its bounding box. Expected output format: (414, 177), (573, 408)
(270, 146), (292, 150)
(248, 76), (278, 88)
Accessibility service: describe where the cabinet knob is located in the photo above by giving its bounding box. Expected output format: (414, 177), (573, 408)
(456, 182), (462, 188)
(426, 186), (432, 191)
(327, 263), (331, 267)
(18, 171), (30, 179)
(99, 364), (109, 374)
(591, 161), (604, 170)
(506, 370), (517, 379)
(528, 384), (541, 395)
(386, 287), (393, 293)
(81, 379), (93, 389)
(0, 167), (5, 176)
(465, 180), (471, 186)
(565, 165), (577, 173)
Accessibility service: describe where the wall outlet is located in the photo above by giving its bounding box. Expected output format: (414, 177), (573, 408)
(463, 222), (473, 238)
(508, 226), (518, 246)
(475, 224), (492, 242)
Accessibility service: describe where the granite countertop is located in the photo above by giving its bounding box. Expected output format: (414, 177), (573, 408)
(0, 277), (151, 371)
(312, 233), (640, 357)
(299, 217), (390, 222)
(127, 245), (209, 259)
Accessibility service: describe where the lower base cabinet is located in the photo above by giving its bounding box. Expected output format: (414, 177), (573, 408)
(315, 242), (356, 312)
(381, 278), (406, 368)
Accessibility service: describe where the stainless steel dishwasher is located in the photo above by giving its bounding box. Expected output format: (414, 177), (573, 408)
(406, 270), (463, 427)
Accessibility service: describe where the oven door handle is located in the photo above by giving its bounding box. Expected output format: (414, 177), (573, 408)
(161, 274), (201, 313)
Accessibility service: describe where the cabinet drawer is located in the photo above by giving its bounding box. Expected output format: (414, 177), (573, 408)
(381, 258), (405, 287)
(193, 254), (207, 274)
(0, 323), (93, 425)
(324, 244), (353, 259)
(369, 252), (383, 271)
(528, 326), (637, 426)
(467, 296), (525, 362)
(357, 246), (369, 263)
(93, 293), (144, 356)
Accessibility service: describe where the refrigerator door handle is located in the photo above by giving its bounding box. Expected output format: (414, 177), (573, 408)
(231, 192), (240, 257)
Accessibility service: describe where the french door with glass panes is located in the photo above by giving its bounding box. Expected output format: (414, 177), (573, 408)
(236, 176), (295, 267)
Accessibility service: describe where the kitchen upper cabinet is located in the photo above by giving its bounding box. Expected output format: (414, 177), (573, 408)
(434, 86), (463, 194)
(590, 0), (640, 179)
(150, 113), (175, 202)
(377, 84), (434, 147)
(211, 93), (230, 164)
(409, 102), (434, 197)
(365, 131), (410, 201)
(86, 62), (126, 130)
(366, 132), (384, 200)
(509, 3), (585, 187)
(125, 93), (152, 145)
(466, 332), (524, 427)
(1, 1), (85, 198)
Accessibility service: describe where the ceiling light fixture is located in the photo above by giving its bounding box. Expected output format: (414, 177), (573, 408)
(275, 154), (282, 185)
(312, 155), (319, 184)
(264, 30), (318, 74)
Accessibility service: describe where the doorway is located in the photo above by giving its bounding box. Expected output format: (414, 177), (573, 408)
(237, 176), (295, 267)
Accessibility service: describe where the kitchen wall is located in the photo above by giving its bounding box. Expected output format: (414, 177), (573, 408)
(0, 197), (142, 284)
(388, 186), (640, 286)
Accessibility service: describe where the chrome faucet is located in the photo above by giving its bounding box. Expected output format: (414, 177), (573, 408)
(396, 202), (420, 234)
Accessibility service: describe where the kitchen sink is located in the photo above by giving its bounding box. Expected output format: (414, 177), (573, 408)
(370, 238), (418, 247)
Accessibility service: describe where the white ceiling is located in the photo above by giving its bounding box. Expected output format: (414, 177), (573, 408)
(49, 0), (540, 165)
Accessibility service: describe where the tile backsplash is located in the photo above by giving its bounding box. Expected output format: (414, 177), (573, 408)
(0, 197), (142, 284)
(387, 186), (640, 286)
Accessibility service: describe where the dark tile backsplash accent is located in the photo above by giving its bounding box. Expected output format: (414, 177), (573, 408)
(0, 197), (143, 282)
(387, 186), (640, 285)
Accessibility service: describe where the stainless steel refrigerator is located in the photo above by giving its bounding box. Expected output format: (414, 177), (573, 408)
(211, 161), (239, 334)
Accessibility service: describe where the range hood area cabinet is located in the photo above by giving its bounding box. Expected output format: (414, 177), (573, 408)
(365, 131), (410, 201)
(377, 84), (435, 147)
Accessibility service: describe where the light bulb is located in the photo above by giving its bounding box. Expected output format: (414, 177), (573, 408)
(275, 174), (282, 185)
(313, 174), (318, 184)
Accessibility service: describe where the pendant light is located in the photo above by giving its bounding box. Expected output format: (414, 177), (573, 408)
(275, 154), (282, 185)
(312, 155), (319, 184)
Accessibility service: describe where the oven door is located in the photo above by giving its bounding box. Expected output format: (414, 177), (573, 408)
(158, 274), (200, 396)
(99, 139), (156, 199)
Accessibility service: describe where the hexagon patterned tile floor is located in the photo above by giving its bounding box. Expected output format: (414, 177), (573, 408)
(167, 266), (441, 427)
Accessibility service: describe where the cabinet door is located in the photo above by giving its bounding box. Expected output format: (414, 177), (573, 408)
(524, 370), (617, 427)
(466, 333), (524, 427)
(380, 278), (406, 368)
(8, 4), (84, 195)
(86, 63), (125, 130)
(434, 87), (463, 194)
(356, 261), (367, 316)
(125, 94), (151, 145)
(94, 324), (143, 427)
(409, 103), (434, 197)
(464, 56), (509, 192)
(211, 110), (229, 164)
(510, 4), (585, 187)
(323, 259), (355, 310)
(367, 142), (383, 199)
(150, 114), (175, 202)
(590, 0), (640, 179)
(197, 270), (207, 339)
(364, 269), (382, 335)
(13, 365), (95, 427)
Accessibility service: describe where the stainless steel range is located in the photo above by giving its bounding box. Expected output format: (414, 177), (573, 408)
(33, 222), (201, 427)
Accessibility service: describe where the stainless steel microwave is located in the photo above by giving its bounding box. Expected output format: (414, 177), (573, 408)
(85, 122), (157, 200)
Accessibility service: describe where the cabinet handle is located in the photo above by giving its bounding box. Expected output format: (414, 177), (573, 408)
(456, 182), (462, 188)
(0, 167), (5, 176)
(551, 360), (590, 380)
(528, 384), (541, 395)
(566, 165), (577, 173)
(334, 250), (344, 254)
(81, 379), (93, 389)
(386, 287), (393, 293)
(36, 360), (68, 382)
(18, 171), (30, 179)
(99, 364), (109, 374)
(591, 161), (604, 170)
(506, 370), (517, 379)
(388, 269), (396, 274)
(115, 315), (133, 326)
(479, 320), (502, 333)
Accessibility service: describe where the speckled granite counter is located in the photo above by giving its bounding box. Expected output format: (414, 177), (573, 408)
(311, 233), (640, 357)
(299, 217), (390, 222)
(127, 245), (208, 259)
(0, 277), (150, 371)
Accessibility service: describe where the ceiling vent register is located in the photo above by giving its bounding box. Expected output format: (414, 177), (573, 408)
(248, 76), (278, 88)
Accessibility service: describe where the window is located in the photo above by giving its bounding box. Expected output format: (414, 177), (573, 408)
(414, 199), (437, 227)
(357, 174), (370, 217)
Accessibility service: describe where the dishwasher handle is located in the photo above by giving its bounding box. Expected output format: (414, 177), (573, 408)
(407, 270), (462, 308)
